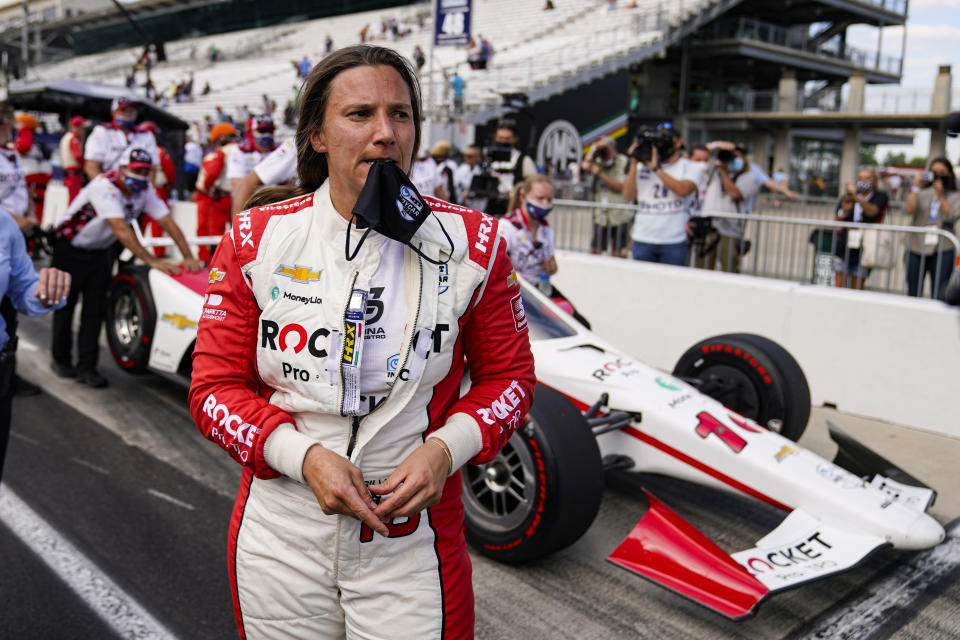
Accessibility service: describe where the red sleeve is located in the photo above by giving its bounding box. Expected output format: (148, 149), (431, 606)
(200, 150), (224, 190)
(70, 136), (83, 164)
(160, 148), (176, 184)
(448, 237), (536, 464)
(187, 233), (296, 478)
(14, 128), (32, 155)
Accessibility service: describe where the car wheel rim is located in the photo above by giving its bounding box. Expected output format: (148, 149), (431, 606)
(114, 293), (141, 347)
(699, 364), (762, 420)
(462, 430), (539, 532)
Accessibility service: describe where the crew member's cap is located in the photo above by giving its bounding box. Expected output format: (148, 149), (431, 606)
(431, 140), (452, 157)
(122, 147), (153, 169)
(15, 113), (38, 129)
(210, 122), (238, 143)
(69, 115), (91, 128)
(111, 96), (138, 111)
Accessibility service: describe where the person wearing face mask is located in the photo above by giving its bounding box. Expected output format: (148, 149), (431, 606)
(188, 45), (534, 639)
(689, 145), (756, 273)
(196, 122), (239, 261)
(51, 147), (201, 387)
(500, 175), (590, 327)
(227, 114), (278, 214)
(904, 157), (960, 299)
(582, 137), (630, 257)
(83, 96), (158, 181)
(833, 168), (888, 290)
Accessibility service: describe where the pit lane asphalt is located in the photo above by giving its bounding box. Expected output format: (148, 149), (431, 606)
(3, 313), (959, 640)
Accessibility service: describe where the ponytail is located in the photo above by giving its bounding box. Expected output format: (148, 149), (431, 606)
(507, 174), (552, 213)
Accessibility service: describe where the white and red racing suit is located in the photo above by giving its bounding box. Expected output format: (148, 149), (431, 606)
(188, 181), (535, 639)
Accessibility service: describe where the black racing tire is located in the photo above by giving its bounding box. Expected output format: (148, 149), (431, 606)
(672, 333), (811, 441)
(105, 267), (156, 374)
(462, 384), (603, 563)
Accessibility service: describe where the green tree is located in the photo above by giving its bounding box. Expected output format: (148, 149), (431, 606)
(859, 144), (878, 167)
(908, 156), (927, 167)
(883, 151), (907, 166)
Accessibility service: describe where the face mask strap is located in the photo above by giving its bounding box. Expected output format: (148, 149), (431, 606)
(344, 216), (374, 262)
(408, 215), (455, 265)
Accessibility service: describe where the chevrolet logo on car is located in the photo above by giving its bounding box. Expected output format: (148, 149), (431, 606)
(162, 313), (197, 330)
(275, 264), (320, 284)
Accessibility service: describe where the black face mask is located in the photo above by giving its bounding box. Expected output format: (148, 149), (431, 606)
(347, 160), (453, 264)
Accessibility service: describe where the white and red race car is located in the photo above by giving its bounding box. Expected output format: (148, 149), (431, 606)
(105, 260), (946, 619)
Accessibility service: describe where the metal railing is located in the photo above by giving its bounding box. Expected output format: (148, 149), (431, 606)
(550, 198), (960, 300)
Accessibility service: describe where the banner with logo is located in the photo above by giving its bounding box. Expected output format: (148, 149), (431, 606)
(435, 0), (471, 46)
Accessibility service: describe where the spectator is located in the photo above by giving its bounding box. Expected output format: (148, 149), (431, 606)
(623, 125), (702, 265)
(904, 157), (959, 299)
(324, 34), (333, 54)
(501, 175), (589, 327)
(688, 143), (710, 163)
(412, 45), (426, 75)
(187, 45), (535, 639)
(215, 105), (229, 123)
(61, 116), (90, 202)
(455, 144), (483, 210)
(201, 81), (211, 96)
(468, 37), (488, 70)
(0, 209), (69, 482)
(234, 104), (250, 128)
(51, 148), (200, 387)
(487, 119), (538, 215)
(84, 96), (159, 181)
(195, 123), (238, 262)
(833, 168), (888, 290)
(15, 113), (52, 221)
(182, 133), (202, 199)
(261, 93), (276, 116)
(299, 54), (311, 78)
(450, 70), (465, 114)
(582, 137), (631, 257)
(544, 0), (555, 9)
(691, 145), (756, 273)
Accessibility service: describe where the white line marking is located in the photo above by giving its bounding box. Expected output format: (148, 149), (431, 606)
(805, 521), (960, 639)
(0, 486), (178, 640)
(146, 489), (195, 511)
(10, 432), (40, 446)
(70, 457), (110, 475)
(18, 338), (38, 351)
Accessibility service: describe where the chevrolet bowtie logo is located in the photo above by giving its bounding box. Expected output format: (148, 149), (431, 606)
(274, 264), (320, 284)
(506, 269), (519, 287)
(162, 313), (197, 330)
(208, 268), (226, 284)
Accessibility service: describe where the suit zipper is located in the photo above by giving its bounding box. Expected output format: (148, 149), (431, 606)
(394, 253), (423, 392)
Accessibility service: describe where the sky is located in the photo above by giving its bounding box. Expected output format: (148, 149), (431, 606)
(847, 0), (960, 163)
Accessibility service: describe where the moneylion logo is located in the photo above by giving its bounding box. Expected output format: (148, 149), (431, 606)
(162, 313), (197, 330)
(274, 264), (320, 284)
(271, 286), (279, 300)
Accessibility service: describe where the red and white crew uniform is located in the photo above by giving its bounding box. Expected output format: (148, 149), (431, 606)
(83, 101), (158, 176)
(227, 115), (279, 202)
(60, 116), (89, 202)
(195, 123), (238, 262)
(15, 114), (52, 221)
(188, 184), (535, 639)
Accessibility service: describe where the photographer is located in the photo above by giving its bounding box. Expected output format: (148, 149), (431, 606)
(834, 168), (888, 290)
(905, 158), (959, 299)
(622, 125), (702, 265)
(486, 119), (538, 215)
(690, 145), (756, 273)
(582, 136), (630, 256)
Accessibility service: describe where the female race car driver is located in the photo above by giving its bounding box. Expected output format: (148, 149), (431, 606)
(188, 45), (535, 639)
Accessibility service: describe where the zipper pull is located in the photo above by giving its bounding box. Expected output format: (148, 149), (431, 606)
(346, 415), (361, 458)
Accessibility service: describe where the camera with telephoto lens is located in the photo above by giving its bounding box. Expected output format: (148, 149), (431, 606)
(631, 129), (675, 163)
(690, 215), (714, 241)
(592, 145), (610, 163)
(716, 149), (735, 164)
